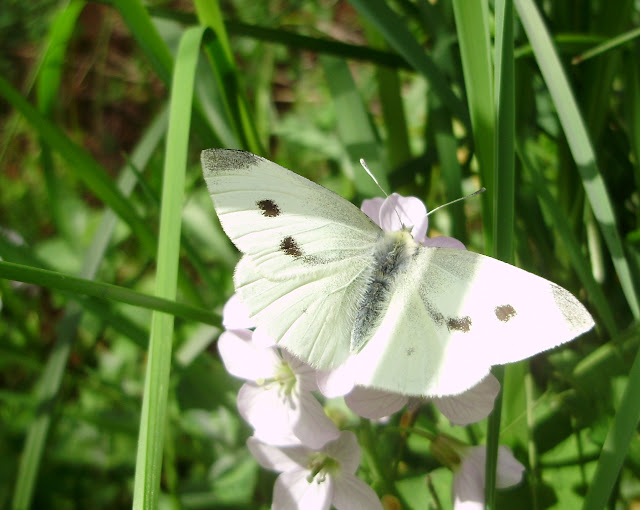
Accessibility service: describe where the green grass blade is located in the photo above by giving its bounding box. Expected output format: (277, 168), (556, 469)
(348, 0), (468, 123)
(572, 26), (640, 65)
(515, 0), (640, 318)
(132, 25), (203, 510)
(486, 1), (516, 507)
(320, 55), (388, 195)
(430, 91), (466, 243)
(451, 0), (495, 253)
(0, 261), (217, 326)
(582, 346), (640, 510)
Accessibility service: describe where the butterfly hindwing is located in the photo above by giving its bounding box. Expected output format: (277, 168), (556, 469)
(350, 246), (594, 396)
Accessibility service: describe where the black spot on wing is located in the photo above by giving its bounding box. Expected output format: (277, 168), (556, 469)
(495, 304), (517, 322)
(280, 236), (303, 258)
(257, 199), (280, 217)
(447, 316), (472, 333)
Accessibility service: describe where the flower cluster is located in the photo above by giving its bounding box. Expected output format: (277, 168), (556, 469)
(218, 193), (524, 509)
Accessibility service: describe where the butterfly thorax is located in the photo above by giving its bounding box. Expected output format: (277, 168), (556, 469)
(350, 230), (418, 352)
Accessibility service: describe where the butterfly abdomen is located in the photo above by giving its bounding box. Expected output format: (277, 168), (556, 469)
(351, 231), (417, 352)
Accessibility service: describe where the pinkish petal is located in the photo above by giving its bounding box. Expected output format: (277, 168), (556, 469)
(495, 446), (525, 489)
(332, 473), (383, 510)
(323, 431), (361, 475)
(423, 236), (466, 250)
(222, 293), (255, 329)
(432, 375), (500, 426)
(361, 197), (385, 226)
(273, 470), (333, 510)
(379, 194), (427, 232)
(252, 327), (277, 347)
(283, 350), (319, 392)
(217, 330), (280, 381)
(452, 445), (524, 509)
(247, 436), (309, 472)
(344, 386), (407, 420)
(411, 215), (430, 244)
(238, 384), (339, 448)
(452, 446), (485, 509)
(238, 383), (303, 446)
(316, 361), (356, 398)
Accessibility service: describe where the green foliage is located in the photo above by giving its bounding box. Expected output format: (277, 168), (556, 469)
(1, 0), (639, 508)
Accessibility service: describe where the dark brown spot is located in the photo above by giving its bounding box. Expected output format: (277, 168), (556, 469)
(406, 347), (415, 356)
(257, 199), (280, 217)
(280, 236), (303, 258)
(447, 316), (472, 333)
(495, 304), (517, 322)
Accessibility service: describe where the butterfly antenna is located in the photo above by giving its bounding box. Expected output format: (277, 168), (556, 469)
(360, 158), (388, 198)
(427, 187), (486, 216)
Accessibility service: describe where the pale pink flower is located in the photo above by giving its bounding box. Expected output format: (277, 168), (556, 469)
(339, 375), (499, 425)
(361, 193), (466, 249)
(247, 431), (383, 510)
(219, 295), (339, 448)
(452, 445), (525, 509)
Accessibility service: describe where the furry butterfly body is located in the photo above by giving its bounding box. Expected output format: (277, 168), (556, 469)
(202, 149), (594, 397)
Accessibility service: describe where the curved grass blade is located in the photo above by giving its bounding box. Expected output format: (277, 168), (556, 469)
(515, 0), (640, 318)
(131, 25), (204, 510)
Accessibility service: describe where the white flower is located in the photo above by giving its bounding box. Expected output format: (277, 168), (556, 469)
(219, 295), (339, 448)
(247, 431), (383, 510)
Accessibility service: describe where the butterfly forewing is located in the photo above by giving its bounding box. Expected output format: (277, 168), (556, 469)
(202, 149), (381, 281)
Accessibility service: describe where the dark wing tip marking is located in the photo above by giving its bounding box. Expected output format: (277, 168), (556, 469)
(257, 199), (281, 217)
(280, 236), (303, 258)
(201, 149), (262, 174)
(495, 304), (517, 322)
(447, 316), (472, 333)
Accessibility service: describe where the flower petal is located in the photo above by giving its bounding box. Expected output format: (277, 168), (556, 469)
(273, 470), (333, 510)
(333, 473), (383, 510)
(344, 386), (407, 420)
(283, 350), (319, 392)
(432, 375), (500, 426)
(452, 444), (524, 509)
(495, 446), (525, 489)
(252, 326), (277, 347)
(361, 197), (385, 226)
(452, 446), (485, 509)
(323, 431), (361, 475)
(316, 361), (356, 398)
(222, 293), (255, 329)
(238, 384), (339, 448)
(247, 436), (309, 472)
(379, 194), (426, 232)
(411, 214), (430, 244)
(217, 330), (280, 381)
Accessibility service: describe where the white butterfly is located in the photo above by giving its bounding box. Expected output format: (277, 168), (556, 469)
(201, 149), (594, 397)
